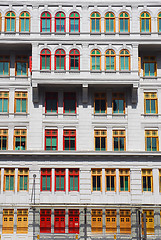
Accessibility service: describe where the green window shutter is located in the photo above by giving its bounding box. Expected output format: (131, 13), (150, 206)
(120, 176), (124, 191)
(7, 19), (10, 31)
(0, 62), (3, 75)
(21, 62), (27, 75)
(46, 56), (50, 69)
(10, 176), (14, 190)
(120, 137), (125, 151)
(61, 176), (64, 190)
(3, 99), (8, 112)
(96, 56), (100, 70)
(4, 62), (9, 75)
(16, 62), (21, 75)
(61, 56), (65, 69)
(21, 137), (26, 150)
(114, 137), (118, 151)
(152, 138), (157, 151)
(147, 137), (151, 151)
(21, 18), (24, 31)
(46, 137), (51, 150)
(5, 176), (9, 190)
(149, 63), (155, 76)
(144, 63), (149, 76)
(146, 99), (150, 113)
(19, 176), (23, 190)
(26, 18), (29, 32)
(42, 176), (46, 190)
(92, 56), (95, 70)
(52, 137), (57, 150)
(24, 176), (28, 190)
(74, 176), (78, 191)
(11, 18), (15, 31)
(2, 136), (7, 150)
(125, 176), (128, 191)
(56, 176), (59, 190)
(106, 56), (110, 70)
(70, 176), (73, 191)
(16, 99), (21, 112)
(91, 19), (95, 32)
(47, 176), (51, 190)
(42, 56), (45, 69)
(147, 176), (151, 191)
(151, 100), (156, 113)
(22, 99), (26, 112)
(0, 99), (2, 112)
(121, 57), (124, 70)
(46, 19), (50, 32)
(125, 56), (129, 70)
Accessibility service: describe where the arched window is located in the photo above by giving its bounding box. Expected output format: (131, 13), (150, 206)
(105, 49), (116, 70)
(69, 49), (80, 70)
(19, 11), (30, 32)
(140, 12), (151, 32)
(40, 49), (51, 70)
(90, 12), (101, 33)
(90, 49), (101, 70)
(5, 11), (16, 32)
(55, 49), (66, 70)
(41, 11), (51, 32)
(69, 12), (80, 32)
(104, 12), (115, 32)
(55, 12), (66, 32)
(119, 49), (130, 71)
(119, 12), (130, 33)
(158, 12), (161, 32)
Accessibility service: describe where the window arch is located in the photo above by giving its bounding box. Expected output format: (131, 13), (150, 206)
(41, 11), (51, 32)
(140, 12), (151, 32)
(104, 12), (115, 32)
(90, 12), (101, 33)
(90, 49), (101, 70)
(19, 11), (30, 32)
(55, 49), (66, 70)
(119, 12), (130, 33)
(69, 12), (80, 32)
(55, 12), (66, 32)
(158, 12), (161, 32)
(105, 49), (116, 70)
(69, 49), (80, 70)
(40, 49), (51, 70)
(5, 11), (16, 32)
(119, 49), (130, 71)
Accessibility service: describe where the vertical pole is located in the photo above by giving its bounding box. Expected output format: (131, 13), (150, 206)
(143, 212), (147, 240)
(84, 207), (87, 240)
(138, 210), (141, 240)
(33, 174), (36, 240)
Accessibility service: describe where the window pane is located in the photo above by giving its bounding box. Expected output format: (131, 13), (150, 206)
(144, 63), (149, 76)
(52, 137), (57, 150)
(91, 19), (95, 32)
(70, 137), (75, 150)
(0, 99), (2, 112)
(141, 19), (144, 32)
(149, 63), (155, 76)
(143, 176), (146, 191)
(19, 176), (23, 190)
(151, 100), (156, 113)
(61, 56), (65, 70)
(96, 56), (100, 70)
(121, 57), (124, 70)
(111, 176), (115, 191)
(70, 56), (75, 69)
(101, 99), (106, 113)
(146, 100), (150, 113)
(2, 136), (7, 150)
(46, 137), (51, 150)
(16, 99), (21, 112)
(4, 62), (9, 75)
(92, 56), (95, 70)
(15, 136), (20, 150)
(22, 99), (26, 112)
(74, 176), (78, 191)
(70, 19), (74, 32)
(146, 19), (149, 32)
(93, 176), (96, 191)
(96, 19), (100, 32)
(119, 100), (124, 113)
(110, 19), (114, 32)
(120, 137), (125, 151)
(125, 176), (128, 191)
(42, 56), (45, 69)
(5, 176), (9, 190)
(147, 176), (151, 191)
(56, 19), (60, 32)
(70, 176), (73, 191)
(11, 18), (15, 31)
(21, 18), (24, 31)
(147, 138), (151, 151)
(75, 56), (79, 69)
(120, 176), (124, 191)
(46, 56), (50, 70)
(120, 19), (123, 32)
(10, 176), (14, 190)
(42, 176), (46, 190)
(75, 19), (79, 32)
(64, 137), (69, 150)
(24, 176), (28, 190)
(21, 137), (26, 150)
(152, 138), (157, 151)
(61, 19), (65, 32)
(125, 19), (128, 32)
(113, 100), (118, 113)
(106, 176), (110, 191)
(56, 176), (59, 190)
(42, 19), (46, 32)
(61, 176), (64, 190)
(106, 56), (110, 70)
(101, 137), (106, 150)
(97, 176), (101, 191)
(3, 99), (8, 112)
(159, 19), (161, 32)
(17, 62), (22, 75)
(46, 19), (50, 32)
(47, 176), (51, 190)
(7, 19), (10, 31)
(114, 137), (118, 151)
(95, 99), (100, 113)
(26, 18), (29, 32)
(95, 137), (100, 151)
(0, 62), (3, 75)
(21, 62), (27, 75)
(125, 57), (129, 70)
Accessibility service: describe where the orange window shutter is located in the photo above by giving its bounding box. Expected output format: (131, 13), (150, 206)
(138, 57), (141, 75)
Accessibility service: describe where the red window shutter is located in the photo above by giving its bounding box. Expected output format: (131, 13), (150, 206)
(54, 209), (65, 233)
(29, 56), (32, 72)
(68, 209), (79, 233)
(40, 210), (51, 233)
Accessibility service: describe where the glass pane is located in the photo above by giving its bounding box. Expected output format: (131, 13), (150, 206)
(2, 136), (7, 150)
(70, 56), (75, 70)
(74, 176), (78, 191)
(10, 176), (14, 190)
(120, 137), (125, 151)
(96, 56), (100, 70)
(92, 56), (95, 70)
(21, 18), (24, 31)
(24, 176), (28, 190)
(91, 19), (95, 32)
(143, 176), (146, 191)
(113, 100), (118, 113)
(125, 57), (129, 70)
(16, 99), (21, 112)
(21, 62), (27, 75)
(106, 56), (110, 70)
(70, 137), (75, 150)
(11, 18), (15, 31)
(61, 19), (65, 32)
(119, 100), (124, 113)
(47, 176), (51, 190)
(146, 100), (150, 113)
(42, 176), (46, 190)
(17, 62), (21, 75)
(70, 19), (74, 32)
(159, 19), (161, 32)
(152, 138), (157, 151)
(42, 56), (45, 69)
(19, 176), (23, 190)
(93, 176), (96, 191)
(26, 18), (29, 32)
(149, 63), (155, 76)
(56, 176), (59, 190)
(120, 176), (124, 191)
(22, 99), (26, 112)
(52, 137), (57, 150)
(147, 137), (151, 151)
(151, 100), (156, 113)
(106, 19), (109, 32)
(106, 176), (110, 191)
(56, 19), (60, 32)
(101, 99), (106, 113)
(101, 137), (106, 151)
(61, 176), (64, 190)
(125, 19), (128, 32)
(7, 18), (10, 31)
(4, 62), (9, 75)
(3, 99), (8, 112)
(110, 19), (114, 32)
(42, 19), (46, 32)
(97, 176), (101, 191)
(125, 176), (128, 191)
(144, 63), (149, 76)
(120, 19), (123, 32)
(96, 19), (100, 32)
(147, 176), (151, 191)
(21, 137), (26, 150)
(70, 176), (73, 191)
(46, 56), (50, 70)
(5, 176), (9, 190)
(121, 57), (124, 70)
(146, 19), (149, 32)
(95, 99), (100, 113)
(0, 99), (2, 112)
(61, 56), (65, 70)
(75, 19), (79, 32)
(111, 176), (114, 191)
(95, 137), (100, 151)
(114, 137), (118, 151)
(46, 137), (51, 150)
(0, 62), (3, 75)
(75, 56), (79, 69)
(64, 137), (69, 150)
(46, 19), (50, 32)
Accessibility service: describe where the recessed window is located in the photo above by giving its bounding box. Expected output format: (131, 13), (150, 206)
(41, 169), (51, 191)
(40, 49), (51, 70)
(45, 92), (58, 113)
(18, 169), (29, 191)
(63, 92), (76, 113)
(94, 130), (107, 151)
(19, 12), (30, 32)
(143, 56), (157, 77)
(113, 130), (126, 151)
(55, 12), (66, 32)
(90, 49), (101, 70)
(69, 12), (80, 32)
(55, 169), (65, 191)
(112, 93), (125, 114)
(5, 11), (16, 32)
(15, 56), (28, 76)
(104, 12), (115, 32)
(4, 169), (15, 191)
(69, 169), (79, 191)
(142, 169), (153, 192)
(119, 49), (130, 71)
(119, 12), (130, 33)
(94, 93), (106, 114)
(119, 169), (130, 192)
(41, 11), (51, 32)
(45, 129), (58, 150)
(90, 12), (101, 33)
(145, 130), (159, 151)
(144, 92), (157, 114)
(105, 49), (116, 70)
(15, 92), (27, 113)
(91, 169), (102, 191)
(63, 130), (76, 150)
(0, 56), (10, 75)
(14, 129), (27, 150)
(69, 49), (80, 70)
(55, 49), (66, 70)
(140, 12), (151, 33)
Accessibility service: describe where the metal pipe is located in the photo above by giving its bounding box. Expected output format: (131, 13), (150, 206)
(33, 174), (36, 240)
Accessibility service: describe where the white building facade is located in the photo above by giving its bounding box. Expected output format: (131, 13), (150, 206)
(0, 0), (161, 239)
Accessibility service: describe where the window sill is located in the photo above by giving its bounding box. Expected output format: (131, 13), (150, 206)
(55, 32), (66, 35)
(94, 113), (107, 116)
(90, 32), (101, 35)
(69, 70), (80, 73)
(40, 70), (51, 73)
(19, 32), (30, 35)
(104, 32), (116, 35)
(140, 32), (151, 35)
(112, 113), (126, 116)
(119, 32), (130, 35)
(90, 70), (102, 73)
(54, 70), (66, 73)
(119, 70), (131, 73)
(4, 32), (16, 34)
(15, 75), (28, 78)
(105, 70), (116, 73)
(63, 113), (77, 116)
(44, 113), (58, 116)
(141, 113), (158, 116)
(14, 113), (29, 116)
(40, 32), (52, 35)
(143, 76), (157, 79)
(0, 112), (9, 115)
(69, 32), (80, 35)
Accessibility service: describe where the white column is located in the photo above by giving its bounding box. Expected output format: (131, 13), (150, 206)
(102, 168), (105, 194)
(52, 169), (54, 193)
(66, 169), (68, 194)
(116, 169), (119, 194)
(1, 168), (4, 192)
(15, 168), (18, 193)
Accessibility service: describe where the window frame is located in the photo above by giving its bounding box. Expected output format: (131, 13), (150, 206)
(119, 12), (130, 33)
(90, 49), (101, 71)
(105, 49), (116, 71)
(63, 129), (76, 150)
(90, 12), (101, 33)
(55, 168), (65, 191)
(19, 11), (30, 32)
(4, 169), (15, 191)
(119, 169), (130, 192)
(112, 93), (125, 114)
(45, 129), (58, 151)
(17, 209), (28, 234)
(145, 130), (159, 151)
(13, 129), (27, 150)
(40, 49), (51, 70)
(14, 91), (28, 113)
(119, 49), (130, 71)
(142, 169), (153, 192)
(105, 169), (116, 192)
(0, 56), (10, 76)
(18, 169), (29, 191)
(5, 11), (16, 32)
(120, 210), (131, 234)
(55, 11), (66, 33)
(105, 210), (117, 233)
(104, 12), (115, 33)
(40, 11), (51, 32)
(140, 12), (151, 33)
(91, 169), (102, 191)
(94, 93), (107, 114)
(69, 12), (80, 33)
(143, 56), (157, 77)
(69, 49), (80, 70)
(144, 92), (158, 114)
(113, 130), (126, 151)
(55, 49), (66, 70)
(40, 209), (51, 233)
(41, 168), (51, 191)
(91, 209), (102, 233)
(94, 130), (107, 151)
(69, 169), (79, 192)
